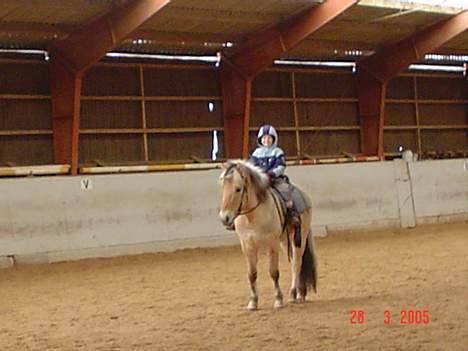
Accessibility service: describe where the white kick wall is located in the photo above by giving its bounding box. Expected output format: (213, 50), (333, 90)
(0, 159), (466, 267)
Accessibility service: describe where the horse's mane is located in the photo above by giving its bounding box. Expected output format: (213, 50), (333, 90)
(221, 160), (270, 202)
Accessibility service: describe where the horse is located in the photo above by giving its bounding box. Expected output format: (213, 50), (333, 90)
(218, 160), (318, 310)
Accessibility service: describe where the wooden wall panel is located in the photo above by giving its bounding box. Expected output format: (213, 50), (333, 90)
(384, 75), (467, 157)
(0, 62), (49, 94)
(251, 102), (295, 127)
(386, 77), (414, 99)
(79, 134), (144, 164)
(384, 130), (418, 153)
(252, 72), (292, 97)
(144, 68), (220, 96)
(417, 77), (467, 100)
(297, 102), (359, 126)
(0, 61), (52, 166)
(0, 135), (53, 165)
(294, 73), (356, 98)
(146, 101), (222, 128)
(0, 59), (465, 168)
(300, 131), (360, 156)
(79, 65), (222, 164)
(81, 101), (142, 128)
(82, 66), (140, 96)
(421, 130), (468, 152)
(251, 72), (360, 158)
(384, 103), (416, 125)
(148, 133), (214, 161)
(418, 104), (467, 125)
(0, 100), (51, 130)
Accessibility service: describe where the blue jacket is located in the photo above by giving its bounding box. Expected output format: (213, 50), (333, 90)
(249, 125), (285, 177)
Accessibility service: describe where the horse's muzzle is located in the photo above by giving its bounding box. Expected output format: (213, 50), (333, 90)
(219, 210), (234, 226)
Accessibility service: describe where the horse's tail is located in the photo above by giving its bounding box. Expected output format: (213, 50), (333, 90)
(300, 231), (318, 293)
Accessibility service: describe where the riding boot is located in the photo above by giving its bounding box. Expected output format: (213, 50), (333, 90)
(285, 200), (300, 226)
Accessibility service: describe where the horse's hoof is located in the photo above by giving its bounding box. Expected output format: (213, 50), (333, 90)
(246, 300), (258, 311)
(288, 288), (297, 303)
(296, 296), (306, 303)
(273, 299), (284, 309)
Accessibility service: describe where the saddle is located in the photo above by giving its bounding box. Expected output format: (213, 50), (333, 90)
(271, 176), (308, 216)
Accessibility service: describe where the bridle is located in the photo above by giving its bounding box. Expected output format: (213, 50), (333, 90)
(226, 165), (262, 220)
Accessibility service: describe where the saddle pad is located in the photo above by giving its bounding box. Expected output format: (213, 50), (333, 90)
(274, 181), (309, 214)
(291, 187), (309, 213)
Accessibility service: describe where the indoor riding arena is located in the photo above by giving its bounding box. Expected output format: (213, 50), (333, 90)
(0, 1), (467, 350)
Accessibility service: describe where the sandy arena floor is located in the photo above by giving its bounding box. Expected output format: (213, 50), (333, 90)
(0, 222), (467, 351)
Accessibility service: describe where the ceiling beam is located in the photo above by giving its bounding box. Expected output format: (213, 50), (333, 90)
(225, 0), (359, 79)
(356, 10), (468, 157)
(49, 0), (171, 73)
(358, 10), (468, 82)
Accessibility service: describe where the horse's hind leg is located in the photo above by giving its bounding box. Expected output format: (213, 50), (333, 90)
(296, 210), (314, 302)
(288, 236), (304, 302)
(279, 229), (299, 303)
(269, 247), (283, 309)
(287, 216), (311, 303)
(241, 241), (259, 311)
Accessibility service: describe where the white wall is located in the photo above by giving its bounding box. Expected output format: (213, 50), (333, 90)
(0, 159), (466, 265)
(288, 161), (401, 231)
(409, 159), (468, 224)
(0, 170), (233, 264)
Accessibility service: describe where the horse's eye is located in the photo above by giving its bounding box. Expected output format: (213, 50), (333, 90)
(235, 187), (242, 193)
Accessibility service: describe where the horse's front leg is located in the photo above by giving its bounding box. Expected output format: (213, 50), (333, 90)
(241, 242), (259, 311)
(269, 247), (283, 309)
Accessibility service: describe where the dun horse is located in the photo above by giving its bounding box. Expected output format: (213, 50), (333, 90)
(218, 160), (318, 310)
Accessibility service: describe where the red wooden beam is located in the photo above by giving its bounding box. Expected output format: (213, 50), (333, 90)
(50, 0), (171, 73)
(228, 0), (358, 79)
(359, 10), (468, 82)
(49, 0), (170, 174)
(357, 10), (468, 157)
(357, 70), (385, 157)
(221, 0), (357, 158)
(221, 61), (251, 158)
(49, 49), (82, 175)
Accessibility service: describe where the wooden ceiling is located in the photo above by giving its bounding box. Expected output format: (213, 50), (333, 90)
(0, 0), (467, 61)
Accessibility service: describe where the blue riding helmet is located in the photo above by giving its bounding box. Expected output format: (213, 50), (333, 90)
(257, 124), (279, 147)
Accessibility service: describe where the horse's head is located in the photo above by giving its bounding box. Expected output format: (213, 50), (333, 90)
(218, 160), (269, 227)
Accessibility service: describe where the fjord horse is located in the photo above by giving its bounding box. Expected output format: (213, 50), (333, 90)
(218, 160), (318, 310)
